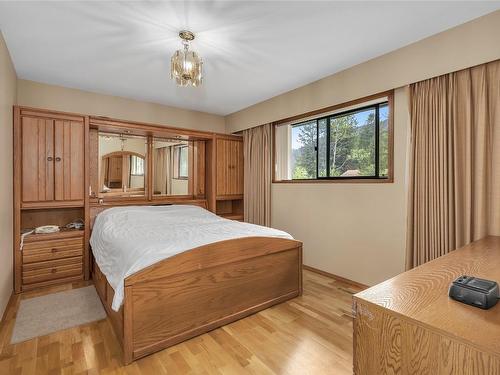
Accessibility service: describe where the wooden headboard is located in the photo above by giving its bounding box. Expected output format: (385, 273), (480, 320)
(89, 199), (208, 229)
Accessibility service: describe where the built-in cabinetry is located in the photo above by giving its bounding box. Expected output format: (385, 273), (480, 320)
(13, 107), (245, 293)
(21, 231), (84, 291)
(20, 113), (85, 207)
(214, 135), (244, 221)
(14, 107), (89, 293)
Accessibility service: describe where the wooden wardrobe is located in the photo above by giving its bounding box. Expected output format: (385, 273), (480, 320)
(13, 107), (89, 293)
(212, 134), (244, 221)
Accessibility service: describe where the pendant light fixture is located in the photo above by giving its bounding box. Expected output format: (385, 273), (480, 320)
(170, 30), (203, 87)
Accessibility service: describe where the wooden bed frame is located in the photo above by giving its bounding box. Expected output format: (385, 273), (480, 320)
(90, 203), (302, 364)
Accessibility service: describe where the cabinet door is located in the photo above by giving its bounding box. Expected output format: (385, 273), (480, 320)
(54, 120), (85, 201)
(21, 117), (55, 203)
(230, 140), (244, 195)
(216, 139), (243, 196)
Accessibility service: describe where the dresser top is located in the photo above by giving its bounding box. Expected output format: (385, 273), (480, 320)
(354, 236), (500, 355)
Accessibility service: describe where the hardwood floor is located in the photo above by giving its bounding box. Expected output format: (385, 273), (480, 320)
(0, 270), (363, 374)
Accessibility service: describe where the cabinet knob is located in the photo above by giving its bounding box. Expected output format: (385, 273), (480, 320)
(47, 156), (53, 161)
(55, 157), (62, 162)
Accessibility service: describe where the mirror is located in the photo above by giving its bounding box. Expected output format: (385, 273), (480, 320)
(98, 133), (147, 197)
(153, 139), (193, 196)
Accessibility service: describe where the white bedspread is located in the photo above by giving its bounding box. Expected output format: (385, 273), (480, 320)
(90, 205), (293, 311)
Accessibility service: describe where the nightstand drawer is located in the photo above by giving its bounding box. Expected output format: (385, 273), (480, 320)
(22, 258), (82, 285)
(23, 256), (82, 272)
(23, 238), (83, 263)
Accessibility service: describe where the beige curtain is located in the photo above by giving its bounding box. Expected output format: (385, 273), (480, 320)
(243, 123), (272, 226)
(406, 59), (500, 269)
(154, 147), (171, 195)
(274, 124), (292, 180)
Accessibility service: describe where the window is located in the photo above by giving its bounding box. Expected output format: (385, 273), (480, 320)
(130, 155), (144, 176)
(274, 95), (392, 182)
(176, 145), (189, 179)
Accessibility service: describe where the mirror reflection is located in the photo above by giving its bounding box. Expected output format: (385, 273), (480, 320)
(153, 139), (192, 196)
(98, 133), (147, 197)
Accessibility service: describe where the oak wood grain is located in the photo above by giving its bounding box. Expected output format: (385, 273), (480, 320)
(216, 138), (243, 197)
(89, 128), (99, 197)
(89, 116), (215, 140)
(83, 115), (90, 281)
(19, 230), (84, 291)
(22, 237), (83, 264)
(21, 117), (54, 203)
(13, 105), (242, 298)
(0, 270), (362, 375)
(353, 236), (500, 375)
(125, 237), (300, 286)
(92, 236), (302, 364)
(193, 140), (206, 198)
(20, 207), (83, 229)
(54, 119), (85, 201)
(213, 135), (244, 219)
(131, 250), (299, 350)
(13, 107), (22, 293)
(14, 107), (89, 293)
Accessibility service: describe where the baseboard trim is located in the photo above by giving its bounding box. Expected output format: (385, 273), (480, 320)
(0, 291), (15, 330)
(303, 265), (369, 290)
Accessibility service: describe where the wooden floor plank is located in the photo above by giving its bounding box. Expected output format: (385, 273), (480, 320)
(0, 270), (363, 374)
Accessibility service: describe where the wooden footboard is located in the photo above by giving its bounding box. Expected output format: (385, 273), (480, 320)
(93, 236), (302, 364)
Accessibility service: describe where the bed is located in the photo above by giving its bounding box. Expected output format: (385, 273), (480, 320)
(89, 203), (302, 364)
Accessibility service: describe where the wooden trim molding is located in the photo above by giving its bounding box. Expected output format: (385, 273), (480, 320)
(19, 107), (86, 122)
(272, 90), (395, 184)
(273, 178), (392, 185)
(274, 90), (393, 126)
(13, 106), (21, 293)
(90, 116), (217, 140)
(84, 115), (90, 280)
(303, 265), (369, 290)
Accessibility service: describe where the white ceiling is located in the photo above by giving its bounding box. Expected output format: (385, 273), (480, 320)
(0, 1), (499, 115)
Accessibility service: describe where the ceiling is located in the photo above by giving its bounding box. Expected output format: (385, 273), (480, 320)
(0, 1), (499, 115)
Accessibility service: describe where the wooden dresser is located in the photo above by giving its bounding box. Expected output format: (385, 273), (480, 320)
(353, 236), (500, 374)
(21, 231), (84, 291)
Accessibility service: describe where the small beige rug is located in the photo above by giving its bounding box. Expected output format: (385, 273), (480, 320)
(11, 286), (106, 344)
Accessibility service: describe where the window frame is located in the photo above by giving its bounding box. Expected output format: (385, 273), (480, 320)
(175, 144), (189, 180)
(129, 154), (145, 176)
(272, 90), (394, 183)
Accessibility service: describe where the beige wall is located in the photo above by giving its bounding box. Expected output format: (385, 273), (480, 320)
(272, 87), (409, 286)
(0, 31), (16, 317)
(226, 10), (500, 133)
(230, 10), (500, 286)
(17, 80), (225, 133)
